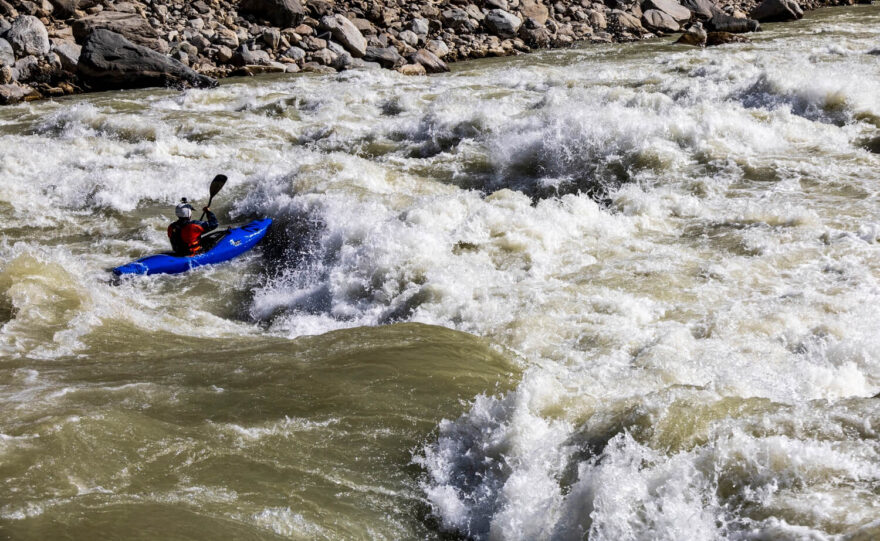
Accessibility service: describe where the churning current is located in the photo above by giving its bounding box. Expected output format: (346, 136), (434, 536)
(2, 6), (880, 541)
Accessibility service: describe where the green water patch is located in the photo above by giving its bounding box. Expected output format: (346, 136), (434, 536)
(0, 323), (517, 540)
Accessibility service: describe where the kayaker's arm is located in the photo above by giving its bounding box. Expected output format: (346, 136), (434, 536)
(199, 207), (219, 233)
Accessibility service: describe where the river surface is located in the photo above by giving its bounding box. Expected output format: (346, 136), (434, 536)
(2, 6), (880, 540)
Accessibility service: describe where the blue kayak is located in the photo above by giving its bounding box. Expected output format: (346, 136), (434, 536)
(113, 218), (272, 276)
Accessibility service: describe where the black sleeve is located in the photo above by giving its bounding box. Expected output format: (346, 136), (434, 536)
(201, 211), (218, 233)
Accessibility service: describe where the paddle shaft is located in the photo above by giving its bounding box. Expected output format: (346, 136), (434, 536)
(198, 196), (214, 221)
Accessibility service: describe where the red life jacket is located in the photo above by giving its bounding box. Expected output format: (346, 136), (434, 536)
(168, 220), (206, 255)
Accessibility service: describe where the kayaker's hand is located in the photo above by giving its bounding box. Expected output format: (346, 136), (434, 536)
(203, 206), (210, 212)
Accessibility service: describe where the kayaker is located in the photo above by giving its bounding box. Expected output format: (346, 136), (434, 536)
(168, 199), (219, 255)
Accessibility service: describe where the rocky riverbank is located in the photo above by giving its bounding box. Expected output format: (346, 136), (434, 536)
(0, 0), (867, 104)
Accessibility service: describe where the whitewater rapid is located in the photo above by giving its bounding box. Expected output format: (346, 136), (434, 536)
(2, 6), (880, 540)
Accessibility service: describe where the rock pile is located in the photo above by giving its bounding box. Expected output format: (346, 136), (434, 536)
(0, 0), (863, 104)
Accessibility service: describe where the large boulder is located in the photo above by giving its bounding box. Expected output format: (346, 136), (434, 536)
(238, 0), (304, 28)
(642, 9), (679, 33)
(0, 38), (13, 67)
(214, 27), (239, 49)
(410, 48), (448, 73)
(642, 0), (692, 23)
(52, 39), (80, 71)
(363, 45), (402, 68)
(426, 39), (449, 58)
(485, 9), (522, 37)
(520, 0), (550, 25)
(442, 8), (479, 33)
(77, 29), (216, 90)
(319, 14), (367, 57)
(7, 15), (49, 57)
(705, 13), (760, 33)
(611, 10), (644, 33)
(679, 0), (719, 19)
(750, 0), (803, 22)
(72, 11), (165, 52)
(231, 45), (272, 66)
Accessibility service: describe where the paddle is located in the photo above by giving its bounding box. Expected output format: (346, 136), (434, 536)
(199, 174), (227, 220)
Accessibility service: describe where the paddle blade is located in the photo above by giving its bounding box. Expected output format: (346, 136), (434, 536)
(209, 174), (228, 199)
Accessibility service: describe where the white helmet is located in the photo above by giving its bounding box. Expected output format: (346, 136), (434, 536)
(175, 202), (193, 218)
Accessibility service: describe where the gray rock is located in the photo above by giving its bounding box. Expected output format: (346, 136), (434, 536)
(262, 27), (281, 49)
(326, 40), (346, 56)
(215, 44), (233, 63)
(642, 9), (679, 33)
(77, 29), (217, 90)
(239, 0), (305, 28)
(611, 10), (644, 32)
(675, 21), (707, 45)
(281, 45), (306, 61)
(410, 48), (448, 73)
(0, 83), (34, 104)
(0, 37), (13, 67)
(0, 65), (11, 83)
(426, 39), (449, 58)
(520, 0), (550, 25)
(0, 18), (11, 36)
(235, 63), (287, 75)
(485, 0), (509, 10)
(311, 47), (336, 65)
(232, 45), (272, 66)
(642, 0), (691, 23)
(363, 45), (402, 68)
(705, 13), (760, 33)
(190, 34), (211, 52)
(51, 39), (80, 71)
(332, 50), (353, 70)
(7, 15), (49, 57)
(350, 17), (375, 36)
(188, 18), (204, 31)
(485, 9), (522, 37)
(320, 14), (366, 57)
(12, 55), (38, 81)
(520, 25), (551, 47)
(72, 11), (165, 52)
(399, 29), (419, 47)
(679, 0), (721, 19)
(442, 8), (479, 32)
(465, 4), (485, 21)
(411, 18), (429, 35)
(178, 42), (198, 57)
(397, 62), (426, 76)
(214, 27), (239, 49)
(750, 0), (803, 22)
(48, 0), (77, 19)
